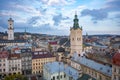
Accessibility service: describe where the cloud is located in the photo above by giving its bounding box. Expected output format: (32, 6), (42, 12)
(41, 0), (75, 6)
(0, 10), (19, 17)
(105, 0), (120, 11)
(81, 9), (108, 21)
(81, 0), (120, 23)
(0, 26), (6, 32)
(12, 4), (41, 16)
(53, 13), (70, 26)
(28, 16), (40, 25)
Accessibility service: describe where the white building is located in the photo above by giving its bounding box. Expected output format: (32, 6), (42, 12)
(43, 61), (81, 80)
(8, 54), (22, 74)
(8, 18), (14, 40)
(0, 51), (9, 78)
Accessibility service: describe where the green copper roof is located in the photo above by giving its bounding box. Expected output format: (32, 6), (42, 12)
(72, 14), (82, 30)
(73, 14), (79, 29)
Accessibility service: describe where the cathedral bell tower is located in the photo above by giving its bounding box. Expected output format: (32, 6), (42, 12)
(70, 13), (83, 56)
(8, 18), (14, 40)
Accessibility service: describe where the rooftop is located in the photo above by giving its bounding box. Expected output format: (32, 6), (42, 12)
(77, 74), (96, 80)
(48, 41), (57, 45)
(44, 61), (80, 80)
(71, 53), (112, 76)
(57, 47), (65, 52)
(0, 51), (9, 58)
(8, 54), (21, 59)
(59, 38), (68, 46)
(112, 53), (120, 66)
(0, 39), (26, 43)
(32, 51), (55, 59)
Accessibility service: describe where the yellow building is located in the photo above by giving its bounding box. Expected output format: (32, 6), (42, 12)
(70, 13), (82, 56)
(32, 51), (56, 75)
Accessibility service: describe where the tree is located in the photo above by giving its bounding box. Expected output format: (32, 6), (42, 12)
(4, 74), (28, 80)
(48, 44), (52, 52)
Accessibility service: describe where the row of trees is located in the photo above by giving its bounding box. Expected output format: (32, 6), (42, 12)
(4, 74), (27, 80)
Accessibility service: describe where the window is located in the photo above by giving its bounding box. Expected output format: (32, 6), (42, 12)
(77, 38), (81, 41)
(61, 75), (62, 78)
(95, 72), (97, 77)
(119, 69), (120, 74)
(114, 68), (116, 72)
(72, 38), (74, 41)
(64, 74), (66, 78)
(114, 75), (116, 80)
(99, 75), (102, 80)
(119, 77), (120, 80)
(53, 76), (55, 80)
(3, 69), (5, 72)
(57, 76), (59, 79)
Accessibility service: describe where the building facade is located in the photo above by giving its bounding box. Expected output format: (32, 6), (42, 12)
(0, 51), (9, 79)
(70, 14), (82, 56)
(112, 53), (120, 80)
(0, 40), (26, 46)
(70, 53), (111, 80)
(32, 51), (56, 75)
(48, 41), (58, 52)
(20, 48), (32, 75)
(8, 18), (14, 40)
(8, 54), (22, 75)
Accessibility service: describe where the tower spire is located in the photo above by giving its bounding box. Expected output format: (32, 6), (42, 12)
(73, 12), (79, 29)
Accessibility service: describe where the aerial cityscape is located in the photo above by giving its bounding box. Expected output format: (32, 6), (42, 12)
(0, 0), (120, 80)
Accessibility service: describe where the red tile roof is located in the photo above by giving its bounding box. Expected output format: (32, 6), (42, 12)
(8, 54), (21, 59)
(49, 41), (57, 45)
(13, 47), (20, 51)
(112, 53), (120, 66)
(0, 51), (9, 58)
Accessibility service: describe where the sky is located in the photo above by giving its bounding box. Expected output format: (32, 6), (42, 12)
(0, 0), (120, 35)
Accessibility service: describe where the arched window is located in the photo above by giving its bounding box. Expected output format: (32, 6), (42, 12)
(77, 38), (81, 41)
(72, 38), (74, 41)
